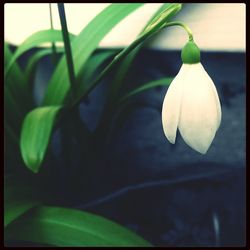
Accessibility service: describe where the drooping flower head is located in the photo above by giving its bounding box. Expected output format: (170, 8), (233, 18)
(162, 40), (221, 154)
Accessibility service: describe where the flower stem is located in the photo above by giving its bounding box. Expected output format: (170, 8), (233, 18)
(163, 21), (194, 41)
(49, 4), (57, 65)
(68, 20), (194, 109)
(57, 3), (76, 100)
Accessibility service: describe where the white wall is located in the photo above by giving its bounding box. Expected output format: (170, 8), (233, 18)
(150, 3), (246, 51)
(4, 3), (246, 51)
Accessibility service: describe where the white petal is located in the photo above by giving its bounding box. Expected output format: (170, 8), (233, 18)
(178, 63), (221, 154)
(161, 64), (190, 143)
(209, 72), (222, 130)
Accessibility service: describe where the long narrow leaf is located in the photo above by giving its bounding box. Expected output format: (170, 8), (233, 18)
(71, 4), (182, 108)
(31, 4), (181, 165)
(19, 4), (180, 172)
(4, 122), (20, 161)
(119, 77), (173, 104)
(95, 4), (177, 134)
(4, 42), (31, 105)
(26, 50), (114, 99)
(4, 122), (19, 148)
(5, 206), (152, 246)
(4, 87), (24, 129)
(107, 3), (175, 104)
(5, 30), (75, 78)
(24, 47), (64, 82)
(20, 106), (62, 173)
(78, 50), (116, 93)
(4, 177), (40, 227)
(42, 3), (144, 106)
(20, 50), (114, 172)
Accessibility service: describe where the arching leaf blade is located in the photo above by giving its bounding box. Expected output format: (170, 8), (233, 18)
(4, 177), (40, 227)
(5, 29), (75, 79)
(119, 77), (173, 104)
(5, 206), (152, 247)
(42, 3), (144, 106)
(20, 106), (62, 173)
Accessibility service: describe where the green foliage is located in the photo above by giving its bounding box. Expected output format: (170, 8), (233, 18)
(107, 3), (180, 104)
(20, 106), (62, 173)
(4, 43), (32, 117)
(5, 206), (152, 247)
(42, 3), (144, 106)
(5, 30), (75, 79)
(78, 50), (116, 92)
(4, 3), (184, 246)
(95, 3), (180, 134)
(24, 47), (64, 85)
(4, 176), (40, 227)
(119, 77), (173, 104)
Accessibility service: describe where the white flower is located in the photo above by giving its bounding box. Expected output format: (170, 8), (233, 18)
(161, 62), (221, 154)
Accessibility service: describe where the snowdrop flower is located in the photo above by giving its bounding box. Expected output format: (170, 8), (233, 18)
(162, 40), (221, 154)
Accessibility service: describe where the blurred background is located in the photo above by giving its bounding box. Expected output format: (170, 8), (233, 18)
(5, 3), (246, 247)
(5, 3), (246, 51)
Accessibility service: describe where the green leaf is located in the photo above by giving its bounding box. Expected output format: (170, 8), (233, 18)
(21, 51), (110, 172)
(95, 4), (178, 134)
(71, 4), (182, 108)
(18, 4), (180, 171)
(107, 3), (176, 104)
(4, 87), (24, 132)
(24, 47), (64, 84)
(141, 3), (182, 36)
(4, 177), (40, 227)
(4, 43), (33, 139)
(42, 3), (144, 106)
(4, 121), (23, 172)
(21, 51), (113, 172)
(77, 50), (115, 94)
(20, 106), (62, 173)
(4, 122), (19, 147)
(5, 206), (152, 246)
(5, 30), (75, 79)
(4, 42), (33, 113)
(119, 77), (173, 104)
(57, 3), (77, 100)
(27, 49), (112, 112)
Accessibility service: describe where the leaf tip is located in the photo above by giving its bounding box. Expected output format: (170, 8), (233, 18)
(22, 154), (41, 174)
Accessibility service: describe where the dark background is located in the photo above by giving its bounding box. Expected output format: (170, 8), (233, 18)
(13, 48), (246, 247)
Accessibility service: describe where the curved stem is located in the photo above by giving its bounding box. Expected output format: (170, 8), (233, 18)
(69, 20), (194, 109)
(163, 21), (194, 41)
